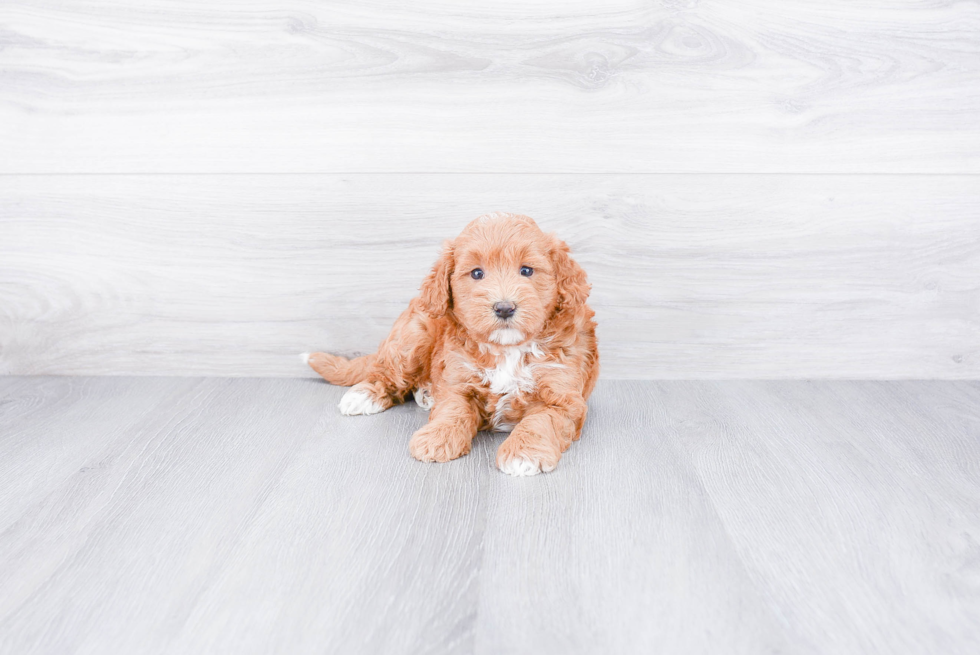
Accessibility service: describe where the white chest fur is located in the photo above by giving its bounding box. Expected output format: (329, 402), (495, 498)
(478, 342), (542, 432)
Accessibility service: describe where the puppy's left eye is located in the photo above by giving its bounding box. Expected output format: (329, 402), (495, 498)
(520, 266), (533, 277)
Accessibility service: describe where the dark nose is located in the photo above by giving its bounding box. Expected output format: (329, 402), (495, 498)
(493, 301), (517, 319)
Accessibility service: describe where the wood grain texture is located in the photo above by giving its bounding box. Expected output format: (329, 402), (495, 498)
(664, 380), (980, 654)
(474, 379), (796, 654)
(1, 0), (978, 173)
(1, 174), (977, 378)
(1, 377), (979, 654)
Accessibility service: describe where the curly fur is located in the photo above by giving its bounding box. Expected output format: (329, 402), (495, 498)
(307, 213), (599, 476)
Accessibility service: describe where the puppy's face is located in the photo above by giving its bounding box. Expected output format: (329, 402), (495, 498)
(420, 214), (589, 346)
(451, 218), (557, 345)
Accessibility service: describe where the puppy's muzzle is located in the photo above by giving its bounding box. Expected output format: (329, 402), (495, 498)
(493, 301), (517, 320)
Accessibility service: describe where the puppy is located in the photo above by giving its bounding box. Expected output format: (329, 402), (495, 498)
(306, 213), (599, 476)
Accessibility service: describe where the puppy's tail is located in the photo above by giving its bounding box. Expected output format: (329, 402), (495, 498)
(304, 352), (375, 386)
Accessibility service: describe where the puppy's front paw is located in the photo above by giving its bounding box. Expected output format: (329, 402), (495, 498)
(496, 430), (562, 476)
(409, 423), (471, 463)
(338, 383), (390, 416)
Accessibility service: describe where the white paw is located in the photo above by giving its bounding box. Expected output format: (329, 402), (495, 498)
(498, 456), (542, 477)
(299, 352), (311, 365)
(412, 386), (435, 411)
(338, 385), (386, 416)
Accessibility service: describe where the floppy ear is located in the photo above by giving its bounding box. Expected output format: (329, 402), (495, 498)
(550, 236), (590, 311)
(419, 240), (455, 318)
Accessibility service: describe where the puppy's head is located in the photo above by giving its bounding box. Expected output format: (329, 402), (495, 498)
(420, 213), (589, 345)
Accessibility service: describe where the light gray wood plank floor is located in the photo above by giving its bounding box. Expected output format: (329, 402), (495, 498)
(1, 377), (978, 654)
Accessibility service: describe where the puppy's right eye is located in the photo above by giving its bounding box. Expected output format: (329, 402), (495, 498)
(471, 268), (484, 280)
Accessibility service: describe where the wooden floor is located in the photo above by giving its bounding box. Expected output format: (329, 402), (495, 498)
(1, 377), (978, 654)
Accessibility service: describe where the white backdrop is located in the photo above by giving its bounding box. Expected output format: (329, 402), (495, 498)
(1, 0), (978, 378)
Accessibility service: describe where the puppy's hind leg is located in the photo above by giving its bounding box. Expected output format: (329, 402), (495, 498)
(305, 352), (393, 416)
(307, 298), (438, 416)
(337, 381), (394, 416)
(413, 385), (435, 411)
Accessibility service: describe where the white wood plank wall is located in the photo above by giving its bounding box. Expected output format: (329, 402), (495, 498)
(1, 1), (978, 378)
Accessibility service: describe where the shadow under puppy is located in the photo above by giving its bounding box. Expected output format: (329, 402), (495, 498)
(306, 213), (599, 476)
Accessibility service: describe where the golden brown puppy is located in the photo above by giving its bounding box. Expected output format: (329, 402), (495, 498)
(305, 213), (599, 476)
